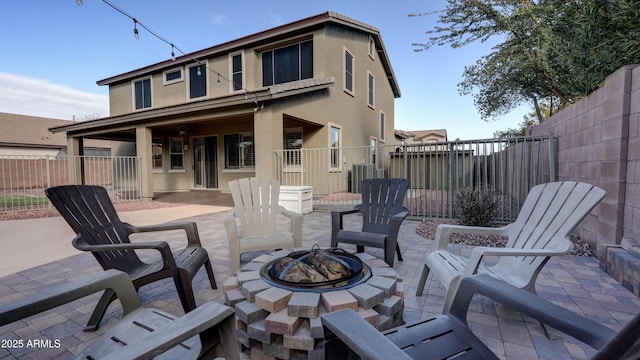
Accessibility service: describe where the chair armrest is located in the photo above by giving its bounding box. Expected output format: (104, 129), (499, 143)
(433, 223), (510, 251)
(450, 274), (616, 351)
(462, 242), (573, 276)
(101, 301), (238, 360)
(322, 309), (412, 360)
(0, 270), (141, 326)
(280, 206), (303, 248)
(125, 221), (202, 247)
(387, 208), (409, 239)
(72, 235), (179, 270)
(390, 208), (409, 222)
(331, 208), (360, 231)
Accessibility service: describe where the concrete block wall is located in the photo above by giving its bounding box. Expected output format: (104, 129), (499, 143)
(529, 64), (640, 292)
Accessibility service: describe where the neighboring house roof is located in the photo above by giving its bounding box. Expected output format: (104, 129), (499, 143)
(0, 112), (110, 150)
(396, 129), (448, 144)
(96, 11), (400, 98)
(393, 129), (413, 140)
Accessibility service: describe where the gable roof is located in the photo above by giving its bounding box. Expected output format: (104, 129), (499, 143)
(410, 129), (448, 142)
(96, 11), (400, 98)
(0, 113), (110, 149)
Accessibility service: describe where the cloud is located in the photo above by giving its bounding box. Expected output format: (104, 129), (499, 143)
(0, 72), (109, 121)
(262, 11), (283, 26)
(211, 14), (230, 25)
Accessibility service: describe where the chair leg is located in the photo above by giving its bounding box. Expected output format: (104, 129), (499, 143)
(395, 243), (403, 262)
(174, 269), (197, 313)
(84, 288), (117, 331)
(204, 260), (217, 289)
(416, 264), (430, 296)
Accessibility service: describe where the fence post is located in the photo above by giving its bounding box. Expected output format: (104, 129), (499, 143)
(548, 136), (556, 182)
(402, 144), (408, 180)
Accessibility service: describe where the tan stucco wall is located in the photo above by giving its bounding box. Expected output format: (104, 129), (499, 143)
(104, 22), (399, 194)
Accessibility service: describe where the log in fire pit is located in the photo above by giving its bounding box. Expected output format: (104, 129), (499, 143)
(260, 247), (371, 292)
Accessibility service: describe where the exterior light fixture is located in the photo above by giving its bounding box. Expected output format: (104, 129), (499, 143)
(133, 19), (139, 40)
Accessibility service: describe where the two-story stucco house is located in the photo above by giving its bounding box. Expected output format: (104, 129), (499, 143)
(50, 11), (401, 198)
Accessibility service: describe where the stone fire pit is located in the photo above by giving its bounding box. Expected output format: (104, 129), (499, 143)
(223, 248), (405, 359)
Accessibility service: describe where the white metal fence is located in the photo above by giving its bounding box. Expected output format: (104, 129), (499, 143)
(274, 136), (555, 223)
(0, 155), (141, 212)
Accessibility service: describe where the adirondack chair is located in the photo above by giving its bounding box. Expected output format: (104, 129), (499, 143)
(45, 185), (217, 331)
(331, 178), (409, 266)
(416, 181), (606, 313)
(322, 273), (640, 360)
(0, 269), (239, 360)
(224, 177), (303, 273)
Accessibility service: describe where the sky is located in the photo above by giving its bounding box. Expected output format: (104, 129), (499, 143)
(0, 1), (529, 140)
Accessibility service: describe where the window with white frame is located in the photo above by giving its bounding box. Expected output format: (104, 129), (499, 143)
(370, 137), (377, 165)
(163, 68), (183, 85)
(230, 52), (243, 92)
(152, 138), (163, 170)
(344, 48), (354, 94)
(284, 128), (303, 167)
(134, 77), (151, 110)
(379, 111), (386, 143)
(367, 71), (375, 108)
(224, 132), (255, 169)
(368, 36), (376, 60)
(169, 138), (184, 170)
(329, 124), (342, 170)
(188, 63), (207, 99)
(262, 40), (313, 86)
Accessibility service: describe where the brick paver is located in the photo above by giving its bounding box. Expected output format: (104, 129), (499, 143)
(1, 210), (639, 359)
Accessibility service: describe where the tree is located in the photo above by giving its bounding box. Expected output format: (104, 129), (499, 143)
(492, 99), (560, 138)
(412, 0), (640, 122)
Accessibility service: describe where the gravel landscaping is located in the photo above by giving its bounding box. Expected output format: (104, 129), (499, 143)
(416, 219), (596, 257)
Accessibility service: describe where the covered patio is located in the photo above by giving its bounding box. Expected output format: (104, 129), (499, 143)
(1, 207), (638, 359)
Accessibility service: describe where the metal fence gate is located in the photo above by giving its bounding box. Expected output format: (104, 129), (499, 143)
(0, 155), (141, 212)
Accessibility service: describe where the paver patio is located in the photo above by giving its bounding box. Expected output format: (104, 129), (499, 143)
(1, 209), (639, 359)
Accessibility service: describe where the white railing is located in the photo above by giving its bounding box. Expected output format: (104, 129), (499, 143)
(0, 155), (141, 212)
(274, 136), (555, 222)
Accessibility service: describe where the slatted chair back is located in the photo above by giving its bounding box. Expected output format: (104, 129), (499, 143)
(45, 185), (143, 269)
(496, 181), (606, 275)
(228, 177), (282, 238)
(359, 178), (409, 235)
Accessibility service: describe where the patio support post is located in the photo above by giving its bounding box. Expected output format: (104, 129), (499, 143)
(135, 126), (154, 199)
(66, 136), (83, 184)
(253, 105), (281, 179)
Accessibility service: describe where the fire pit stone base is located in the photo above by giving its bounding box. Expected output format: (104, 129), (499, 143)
(224, 249), (404, 359)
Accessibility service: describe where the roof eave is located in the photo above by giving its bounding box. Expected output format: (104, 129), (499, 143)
(96, 12), (400, 98)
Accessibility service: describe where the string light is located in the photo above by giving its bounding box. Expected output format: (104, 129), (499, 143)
(77, 0), (262, 109)
(132, 19), (139, 40)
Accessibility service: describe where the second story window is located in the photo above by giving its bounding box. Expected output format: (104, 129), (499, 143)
(163, 68), (183, 85)
(344, 49), (354, 94)
(368, 72), (375, 108)
(188, 63), (207, 99)
(262, 40), (313, 86)
(134, 77), (151, 110)
(230, 53), (243, 91)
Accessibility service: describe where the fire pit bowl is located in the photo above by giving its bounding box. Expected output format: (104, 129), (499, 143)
(260, 247), (372, 292)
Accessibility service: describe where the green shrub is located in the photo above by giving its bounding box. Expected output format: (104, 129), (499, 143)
(453, 187), (498, 227)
